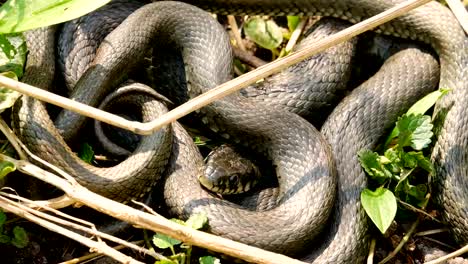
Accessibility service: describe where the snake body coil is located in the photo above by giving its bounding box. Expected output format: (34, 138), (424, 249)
(13, 0), (468, 263)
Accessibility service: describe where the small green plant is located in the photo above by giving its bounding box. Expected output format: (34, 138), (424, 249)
(152, 213), (220, 264)
(78, 142), (95, 164)
(0, 209), (28, 248)
(358, 89), (448, 234)
(243, 16), (300, 59)
(0, 0), (110, 33)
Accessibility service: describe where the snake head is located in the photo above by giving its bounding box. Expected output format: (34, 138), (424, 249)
(199, 144), (261, 195)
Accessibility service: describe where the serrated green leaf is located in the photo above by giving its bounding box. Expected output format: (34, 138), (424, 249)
(407, 151), (434, 173)
(358, 149), (392, 183)
(287, 16), (300, 32)
(0, 0), (111, 33)
(78, 143), (94, 164)
(361, 187), (397, 234)
(383, 89), (447, 148)
(11, 226), (28, 248)
(199, 256), (220, 264)
(401, 152), (418, 169)
(152, 233), (181, 249)
(244, 17), (283, 50)
(185, 213), (208, 230)
(397, 114), (433, 150)
(0, 160), (15, 179)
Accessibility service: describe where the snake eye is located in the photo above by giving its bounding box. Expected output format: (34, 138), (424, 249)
(229, 174), (239, 183)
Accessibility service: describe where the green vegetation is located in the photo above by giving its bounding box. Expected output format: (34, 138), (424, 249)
(243, 16), (300, 58)
(0, 209), (28, 248)
(0, 0), (110, 33)
(152, 213), (219, 264)
(359, 89), (448, 234)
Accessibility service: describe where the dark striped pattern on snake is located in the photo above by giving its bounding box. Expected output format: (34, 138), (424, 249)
(11, 0), (467, 263)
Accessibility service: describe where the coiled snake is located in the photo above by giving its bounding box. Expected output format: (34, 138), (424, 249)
(11, 0), (467, 263)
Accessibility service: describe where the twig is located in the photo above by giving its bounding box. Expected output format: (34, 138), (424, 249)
(60, 241), (143, 264)
(421, 237), (457, 250)
(0, 194), (166, 261)
(415, 228), (449, 237)
(228, 15), (246, 51)
(0, 0), (432, 136)
(282, 17), (308, 56)
(368, 238), (376, 264)
(233, 47), (267, 68)
(0, 117), (27, 160)
(424, 243), (468, 264)
(32, 195), (77, 209)
(378, 218), (420, 264)
(397, 199), (441, 223)
(445, 0), (468, 34)
(0, 154), (308, 264)
(0, 198), (144, 264)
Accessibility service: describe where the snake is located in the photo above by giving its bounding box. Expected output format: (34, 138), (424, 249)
(11, 0), (467, 263)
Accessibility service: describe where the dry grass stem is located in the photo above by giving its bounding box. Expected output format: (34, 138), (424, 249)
(414, 228), (449, 237)
(0, 197), (144, 264)
(284, 17), (308, 55)
(367, 238), (376, 264)
(445, 0), (468, 34)
(0, 0), (431, 136)
(0, 154), (308, 264)
(228, 15), (246, 51)
(60, 241), (144, 264)
(0, 193), (166, 260)
(378, 218), (420, 264)
(424, 243), (468, 264)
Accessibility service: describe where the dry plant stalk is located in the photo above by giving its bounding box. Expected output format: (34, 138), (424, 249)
(0, 0), (431, 136)
(0, 154), (308, 264)
(0, 0), (459, 263)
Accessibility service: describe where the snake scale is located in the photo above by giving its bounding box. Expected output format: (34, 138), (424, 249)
(11, 0), (468, 263)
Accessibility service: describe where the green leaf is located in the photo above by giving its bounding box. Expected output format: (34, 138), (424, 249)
(0, 72), (21, 113)
(0, 160), (16, 179)
(185, 213), (208, 230)
(0, 234), (10, 243)
(0, 35), (16, 60)
(78, 143), (94, 164)
(406, 89), (450, 116)
(397, 114), (433, 150)
(0, 0), (111, 33)
(199, 256), (220, 264)
(0, 34), (27, 78)
(287, 16), (300, 32)
(361, 187), (397, 234)
(406, 151), (434, 173)
(401, 152), (418, 169)
(383, 89), (447, 148)
(11, 226), (28, 248)
(358, 149), (392, 184)
(0, 209), (6, 226)
(407, 184), (428, 200)
(244, 17), (283, 50)
(152, 233), (181, 249)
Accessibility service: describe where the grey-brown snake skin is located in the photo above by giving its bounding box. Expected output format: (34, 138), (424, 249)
(11, 0), (467, 263)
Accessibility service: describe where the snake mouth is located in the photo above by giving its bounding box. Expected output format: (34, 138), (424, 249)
(198, 174), (216, 191)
